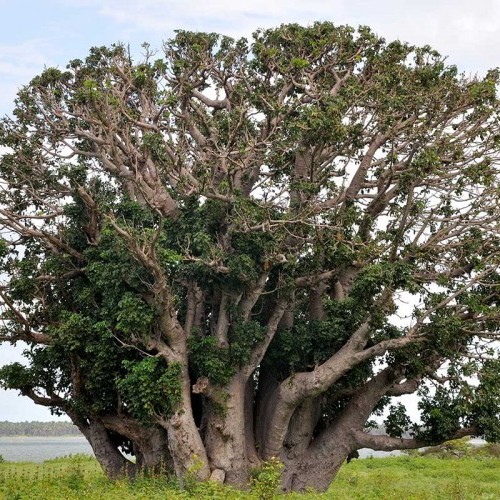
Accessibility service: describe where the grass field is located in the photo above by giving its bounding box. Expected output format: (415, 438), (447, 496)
(1, 453), (499, 499)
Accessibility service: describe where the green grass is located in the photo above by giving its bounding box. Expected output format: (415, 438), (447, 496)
(0, 454), (499, 499)
(329, 455), (500, 499)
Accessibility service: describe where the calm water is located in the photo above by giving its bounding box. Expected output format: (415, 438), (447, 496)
(0, 436), (93, 462)
(0, 435), (389, 462)
(0, 436), (486, 462)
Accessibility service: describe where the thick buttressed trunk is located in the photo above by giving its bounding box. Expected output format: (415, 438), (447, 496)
(281, 446), (350, 492)
(75, 417), (137, 479)
(135, 427), (173, 473)
(204, 374), (260, 485)
(159, 368), (211, 481)
(160, 409), (210, 480)
(67, 360), (475, 494)
(62, 384), (359, 492)
(61, 338), (411, 493)
(100, 415), (174, 474)
(279, 368), (406, 491)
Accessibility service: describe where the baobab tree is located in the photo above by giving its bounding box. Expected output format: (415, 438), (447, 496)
(1, 22), (499, 492)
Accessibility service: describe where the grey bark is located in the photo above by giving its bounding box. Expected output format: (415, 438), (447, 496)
(78, 418), (136, 479)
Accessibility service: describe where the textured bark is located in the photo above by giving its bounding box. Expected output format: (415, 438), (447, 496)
(100, 415), (174, 473)
(78, 418), (136, 479)
(283, 397), (321, 459)
(160, 410), (209, 480)
(156, 312), (211, 481)
(308, 283), (327, 321)
(278, 368), (406, 491)
(352, 426), (479, 452)
(255, 369), (282, 458)
(160, 403), (210, 480)
(204, 374), (252, 485)
(282, 447), (349, 492)
(63, 363), (479, 493)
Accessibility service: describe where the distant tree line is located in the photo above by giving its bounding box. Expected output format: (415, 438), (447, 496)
(0, 421), (82, 436)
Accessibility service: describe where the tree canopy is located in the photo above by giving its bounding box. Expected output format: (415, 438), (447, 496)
(0, 22), (499, 491)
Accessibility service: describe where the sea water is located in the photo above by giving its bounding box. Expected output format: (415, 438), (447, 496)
(0, 436), (93, 462)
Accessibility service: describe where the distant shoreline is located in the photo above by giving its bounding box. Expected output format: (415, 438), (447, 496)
(0, 435), (85, 438)
(0, 421), (82, 438)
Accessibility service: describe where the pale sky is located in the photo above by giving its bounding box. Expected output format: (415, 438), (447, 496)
(1, 0), (499, 421)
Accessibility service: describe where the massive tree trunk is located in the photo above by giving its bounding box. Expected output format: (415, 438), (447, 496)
(281, 445), (351, 492)
(159, 367), (211, 481)
(204, 374), (253, 485)
(100, 415), (174, 474)
(76, 418), (137, 480)
(57, 358), (480, 493)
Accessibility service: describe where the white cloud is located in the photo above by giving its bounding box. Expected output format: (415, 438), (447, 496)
(60, 0), (364, 37)
(63, 0), (500, 74)
(0, 39), (59, 114)
(0, 38), (60, 74)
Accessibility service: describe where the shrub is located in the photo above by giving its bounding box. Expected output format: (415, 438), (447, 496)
(472, 442), (500, 458)
(419, 437), (473, 458)
(250, 457), (284, 499)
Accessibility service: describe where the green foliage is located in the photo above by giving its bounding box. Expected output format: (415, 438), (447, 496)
(250, 457), (284, 500)
(117, 358), (182, 423)
(0, 363), (34, 390)
(417, 388), (466, 442)
(227, 254), (259, 287)
(116, 293), (156, 337)
(471, 359), (500, 442)
(384, 403), (412, 438)
(53, 312), (95, 352)
(265, 300), (370, 378)
(188, 320), (266, 386)
(414, 359), (500, 445)
(188, 336), (234, 386)
(228, 320), (266, 366)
